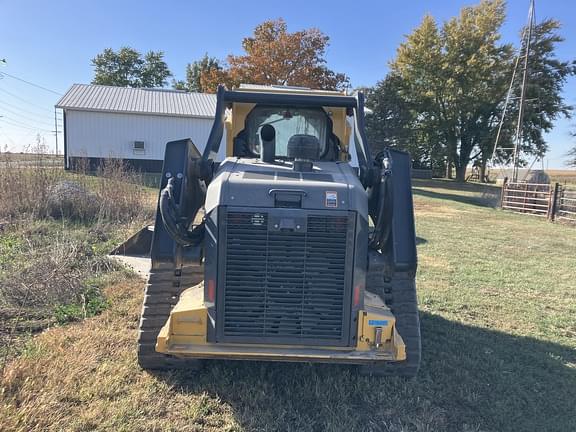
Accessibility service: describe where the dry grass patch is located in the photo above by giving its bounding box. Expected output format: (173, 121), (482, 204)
(0, 157), (152, 224)
(547, 169), (576, 185)
(413, 199), (465, 218)
(1, 279), (241, 432)
(0, 219), (146, 367)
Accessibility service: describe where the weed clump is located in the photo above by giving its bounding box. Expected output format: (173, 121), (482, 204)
(53, 285), (109, 325)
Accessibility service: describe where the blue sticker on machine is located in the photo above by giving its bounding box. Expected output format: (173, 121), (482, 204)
(368, 320), (388, 326)
(325, 191), (338, 208)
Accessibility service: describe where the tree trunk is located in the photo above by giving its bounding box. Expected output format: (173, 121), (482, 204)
(445, 159), (453, 179)
(455, 132), (474, 183)
(479, 160), (488, 183)
(455, 165), (467, 182)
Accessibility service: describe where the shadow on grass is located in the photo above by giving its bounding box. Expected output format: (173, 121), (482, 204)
(156, 313), (576, 432)
(413, 187), (500, 208)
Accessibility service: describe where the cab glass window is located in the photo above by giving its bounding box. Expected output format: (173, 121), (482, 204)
(245, 107), (328, 158)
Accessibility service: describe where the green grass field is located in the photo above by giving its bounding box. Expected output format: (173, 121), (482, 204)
(1, 180), (575, 432)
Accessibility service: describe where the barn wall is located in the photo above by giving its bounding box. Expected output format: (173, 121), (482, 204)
(65, 110), (225, 168)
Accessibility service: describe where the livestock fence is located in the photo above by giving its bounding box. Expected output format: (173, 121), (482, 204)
(500, 180), (576, 224)
(557, 187), (576, 223)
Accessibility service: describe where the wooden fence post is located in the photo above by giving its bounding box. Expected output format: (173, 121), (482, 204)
(500, 177), (508, 208)
(549, 182), (560, 221)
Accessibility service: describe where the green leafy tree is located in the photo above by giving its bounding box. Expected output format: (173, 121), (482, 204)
(91, 47), (171, 88)
(365, 76), (414, 152)
(390, 1), (513, 181)
(365, 73), (446, 171)
(375, 0), (574, 181)
(173, 54), (223, 92)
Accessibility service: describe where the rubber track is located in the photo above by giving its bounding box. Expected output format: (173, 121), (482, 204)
(363, 269), (421, 377)
(137, 267), (203, 370)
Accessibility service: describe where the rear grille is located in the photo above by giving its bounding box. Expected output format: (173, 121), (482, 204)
(220, 210), (352, 345)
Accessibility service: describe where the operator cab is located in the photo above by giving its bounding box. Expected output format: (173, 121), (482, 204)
(232, 105), (343, 165)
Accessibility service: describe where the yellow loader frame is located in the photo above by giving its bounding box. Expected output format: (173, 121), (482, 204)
(154, 86), (406, 365)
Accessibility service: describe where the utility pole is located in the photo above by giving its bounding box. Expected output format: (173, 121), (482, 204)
(512, 0), (535, 182)
(53, 107), (59, 155)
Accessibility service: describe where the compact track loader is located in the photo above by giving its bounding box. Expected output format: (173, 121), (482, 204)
(133, 85), (420, 376)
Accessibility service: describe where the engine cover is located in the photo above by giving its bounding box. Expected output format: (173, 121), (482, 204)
(205, 158), (368, 214)
(203, 158), (369, 347)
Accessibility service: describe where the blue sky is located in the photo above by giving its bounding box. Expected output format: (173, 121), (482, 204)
(1, 0), (574, 167)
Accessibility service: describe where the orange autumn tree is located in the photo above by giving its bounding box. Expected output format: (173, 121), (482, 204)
(198, 19), (349, 92)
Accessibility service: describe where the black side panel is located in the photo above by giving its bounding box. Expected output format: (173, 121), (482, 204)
(349, 213), (368, 346)
(138, 138), (205, 370)
(388, 149), (417, 273)
(151, 139), (202, 267)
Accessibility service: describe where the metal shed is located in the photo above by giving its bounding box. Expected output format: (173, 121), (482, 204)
(55, 84), (225, 171)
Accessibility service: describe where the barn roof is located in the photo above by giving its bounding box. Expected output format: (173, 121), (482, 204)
(55, 84), (216, 118)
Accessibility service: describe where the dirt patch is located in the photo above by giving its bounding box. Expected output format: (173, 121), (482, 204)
(418, 254), (451, 271)
(413, 199), (466, 217)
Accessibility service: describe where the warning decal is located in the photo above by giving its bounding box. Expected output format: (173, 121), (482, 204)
(325, 191), (338, 208)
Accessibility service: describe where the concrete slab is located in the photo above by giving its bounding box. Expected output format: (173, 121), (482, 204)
(109, 255), (151, 278)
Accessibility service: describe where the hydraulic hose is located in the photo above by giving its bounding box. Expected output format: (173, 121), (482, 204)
(369, 151), (394, 251)
(159, 177), (204, 247)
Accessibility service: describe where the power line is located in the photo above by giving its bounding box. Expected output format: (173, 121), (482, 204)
(0, 109), (59, 128)
(0, 101), (61, 127)
(2, 116), (51, 131)
(0, 87), (57, 114)
(0, 117), (52, 132)
(0, 71), (62, 96)
(0, 97), (63, 120)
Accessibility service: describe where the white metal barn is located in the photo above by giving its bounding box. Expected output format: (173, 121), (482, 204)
(55, 84), (225, 172)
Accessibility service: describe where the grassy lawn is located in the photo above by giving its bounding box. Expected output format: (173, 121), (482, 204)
(1, 179), (575, 432)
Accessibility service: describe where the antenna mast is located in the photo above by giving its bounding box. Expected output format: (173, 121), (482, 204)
(512, 0), (535, 182)
(490, 0), (536, 182)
